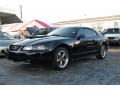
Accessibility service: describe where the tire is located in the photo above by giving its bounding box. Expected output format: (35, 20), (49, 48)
(52, 47), (70, 70)
(96, 44), (107, 59)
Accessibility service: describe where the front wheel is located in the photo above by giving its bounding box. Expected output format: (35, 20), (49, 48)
(96, 44), (107, 59)
(52, 47), (70, 70)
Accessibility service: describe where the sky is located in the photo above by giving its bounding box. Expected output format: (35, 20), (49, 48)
(0, 0), (120, 24)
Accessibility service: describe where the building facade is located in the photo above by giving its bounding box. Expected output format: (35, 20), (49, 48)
(0, 7), (21, 31)
(52, 15), (120, 32)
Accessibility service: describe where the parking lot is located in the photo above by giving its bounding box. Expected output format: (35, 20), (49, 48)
(0, 45), (120, 85)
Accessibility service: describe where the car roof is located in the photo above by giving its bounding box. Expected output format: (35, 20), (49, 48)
(62, 26), (94, 29)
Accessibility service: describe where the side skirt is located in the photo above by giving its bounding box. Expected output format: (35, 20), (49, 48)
(71, 50), (98, 61)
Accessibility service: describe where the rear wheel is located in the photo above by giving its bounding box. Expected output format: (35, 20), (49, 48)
(52, 47), (70, 70)
(96, 44), (107, 59)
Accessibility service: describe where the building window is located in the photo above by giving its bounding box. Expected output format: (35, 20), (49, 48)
(97, 23), (102, 29)
(92, 24), (96, 29)
(114, 22), (118, 28)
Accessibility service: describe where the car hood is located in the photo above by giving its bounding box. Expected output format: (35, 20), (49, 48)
(12, 36), (70, 46)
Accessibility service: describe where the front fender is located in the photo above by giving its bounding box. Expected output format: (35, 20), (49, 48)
(45, 40), (73, 52)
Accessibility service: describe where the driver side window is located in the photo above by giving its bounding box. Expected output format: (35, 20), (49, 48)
(79, 28), (98, 38)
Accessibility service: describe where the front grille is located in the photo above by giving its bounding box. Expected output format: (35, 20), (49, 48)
(9, 45), (20, 51)
(108, 37), (115, 39)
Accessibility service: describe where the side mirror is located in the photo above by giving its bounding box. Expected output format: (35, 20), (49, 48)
(77, 34), (85, 40)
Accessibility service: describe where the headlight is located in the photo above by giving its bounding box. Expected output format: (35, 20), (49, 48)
(22, 45), (47, 51)
(35, 45), (46, 50)
(22, 46), (32, 50)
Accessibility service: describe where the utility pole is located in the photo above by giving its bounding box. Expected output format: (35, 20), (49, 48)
(20, 5), (23, 20)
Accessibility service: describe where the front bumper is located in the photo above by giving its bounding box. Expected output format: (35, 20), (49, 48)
(7, 50), (53, 63)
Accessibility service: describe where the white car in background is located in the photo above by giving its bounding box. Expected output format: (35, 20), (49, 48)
(103, 28), (120, 45)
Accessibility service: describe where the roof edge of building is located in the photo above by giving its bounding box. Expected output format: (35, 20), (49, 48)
(53, 14), (120, 25)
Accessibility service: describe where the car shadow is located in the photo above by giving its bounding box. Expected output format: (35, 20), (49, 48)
(11, 56), (97, 73)
(11, 62), (52, 73)
(0, 56), (6, 59)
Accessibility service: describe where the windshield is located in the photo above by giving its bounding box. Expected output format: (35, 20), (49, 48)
(47, 27), (79, 38)
(103, 28), (120, 34)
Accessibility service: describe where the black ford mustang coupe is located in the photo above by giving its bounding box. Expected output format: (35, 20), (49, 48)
(8, 27), (109, 70)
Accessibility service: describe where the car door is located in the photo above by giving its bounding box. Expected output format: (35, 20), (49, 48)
(82, 28), (99, 52)
(73, 28), (98, 58)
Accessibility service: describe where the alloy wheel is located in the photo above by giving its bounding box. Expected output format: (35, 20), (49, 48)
(56, 49), (69, 69)
(100, 45), (107, 58)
